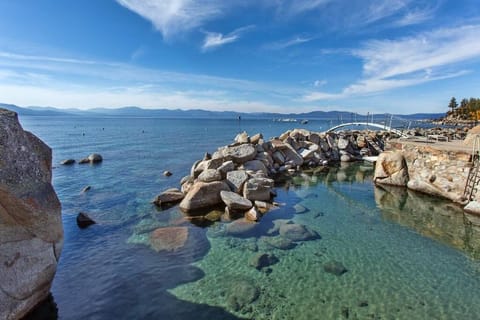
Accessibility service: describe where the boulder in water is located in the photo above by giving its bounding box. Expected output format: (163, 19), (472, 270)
(152, 188), (184, 206)
(60, 159), (75, 165)
(179, 181), (230, 213)
(76, 212), (96, 229)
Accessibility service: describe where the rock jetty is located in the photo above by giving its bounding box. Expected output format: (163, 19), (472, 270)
(0, 108), (63, 320)
(155, 129), (386, 217)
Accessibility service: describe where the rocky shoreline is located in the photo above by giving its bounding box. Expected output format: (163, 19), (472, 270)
(154, 125), (477, 221)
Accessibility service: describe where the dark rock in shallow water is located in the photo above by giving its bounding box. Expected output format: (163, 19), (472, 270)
(226, 278), (260, 312)
(76, 212), (96, 229)
(60, 159), (75, 165)
(279, 223), (319, 241)
(324, 260), (348, 276)
(249, 253), (279, 270)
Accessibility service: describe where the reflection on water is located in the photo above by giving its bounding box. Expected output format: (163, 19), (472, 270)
(375, 184), (480, 259)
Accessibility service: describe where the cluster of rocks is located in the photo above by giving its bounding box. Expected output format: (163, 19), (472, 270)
(154, 129), (385, 216)
(403, 126), (470, 140)
(60, 153), (103, 165)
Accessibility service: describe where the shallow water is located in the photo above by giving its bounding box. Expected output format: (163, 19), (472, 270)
(16, 116), (480, 319)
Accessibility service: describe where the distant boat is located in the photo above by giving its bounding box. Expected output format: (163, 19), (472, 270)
(301, 120), (309, 124)
(273, 118), (297, 122)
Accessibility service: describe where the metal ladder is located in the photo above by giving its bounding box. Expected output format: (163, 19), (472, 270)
(463, 136), (480, 201)
(365, 136), (383, 155)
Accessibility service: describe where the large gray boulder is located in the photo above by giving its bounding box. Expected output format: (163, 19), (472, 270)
(179, 181), (230, 213)
(374, 151), (409, 186)
(222, 144), (257, 164)
(152, 188), (184, 206)
(197, 169), (222, 182)
(0, 109), (63, 320)
(243, 160), (268, 175)
(226, 170), (249, 194)
(220, 191), (253, 211)
(243, 177), (275, 201)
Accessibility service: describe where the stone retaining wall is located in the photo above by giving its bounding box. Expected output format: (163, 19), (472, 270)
(385, 141), (471, 203)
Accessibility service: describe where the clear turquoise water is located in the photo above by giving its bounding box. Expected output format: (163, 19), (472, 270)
(18, 116), (480, 320)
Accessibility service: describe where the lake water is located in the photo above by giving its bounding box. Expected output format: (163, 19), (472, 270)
(18, 116), (480, 320)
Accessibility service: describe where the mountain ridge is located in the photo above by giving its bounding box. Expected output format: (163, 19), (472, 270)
(0, 102), (445, 120)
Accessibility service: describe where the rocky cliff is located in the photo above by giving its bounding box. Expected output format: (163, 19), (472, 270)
(0, 108), (63, 320)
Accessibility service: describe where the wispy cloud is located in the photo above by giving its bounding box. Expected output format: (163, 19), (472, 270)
(394, 5), (437, 27)
(303, 24), (480, 101)
(274, 0), (332, 16)
(0, 50), (304, 111)
(116, 0), (224, 40)
(201, 25), (254, 51)
(314, 80), (327, 87)
(265, 36), (313, 50)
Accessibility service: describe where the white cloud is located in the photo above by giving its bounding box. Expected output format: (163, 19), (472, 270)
(202, 25), (254, 51)
(303, 24), (480, 101)
(116, 0), (223, 39)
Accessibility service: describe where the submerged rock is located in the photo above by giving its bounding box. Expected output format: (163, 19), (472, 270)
(279, 223), (319, 241)
(262, 236), (297, 250)
(226, 278), (260, 311)
(0, 108), (63, 320)
(249, 253), (279, 270)
(225, 218), (258, 236)
(76, 212), (96, 229)
(150, 227), (189, 252)
(323, 260), (348, 276)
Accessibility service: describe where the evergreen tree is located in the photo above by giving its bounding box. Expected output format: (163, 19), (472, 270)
(448, 97), (458, 114)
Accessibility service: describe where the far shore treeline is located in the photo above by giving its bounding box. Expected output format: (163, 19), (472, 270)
(447, 97), (480, 120)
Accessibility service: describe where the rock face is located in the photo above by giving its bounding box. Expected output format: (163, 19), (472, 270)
(374, 151), (409, 186)
(0, 109), (63, 320)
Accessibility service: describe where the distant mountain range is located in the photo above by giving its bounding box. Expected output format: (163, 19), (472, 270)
(0, 102), (445, 120)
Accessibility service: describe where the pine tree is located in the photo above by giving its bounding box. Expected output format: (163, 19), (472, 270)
(448, 97), (458, 115)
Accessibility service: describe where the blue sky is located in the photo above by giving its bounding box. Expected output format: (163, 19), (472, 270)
(0, 0), (479, 114)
